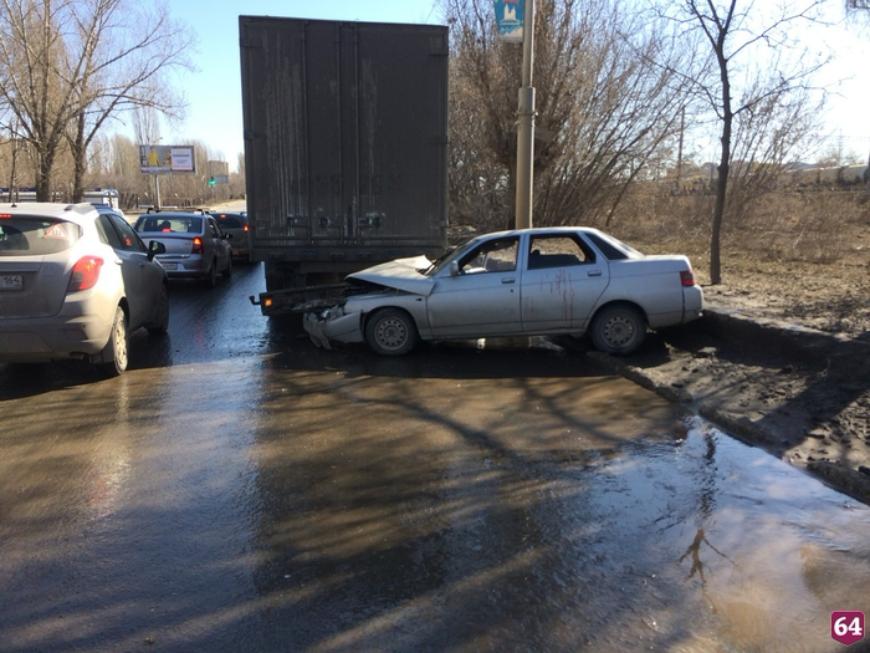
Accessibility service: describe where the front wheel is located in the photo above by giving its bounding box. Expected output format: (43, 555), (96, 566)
(590, 305), (646, 355)
(98, 306), (129, 376)
(222, 255), (233, 279)
(364, 308), (419, 356)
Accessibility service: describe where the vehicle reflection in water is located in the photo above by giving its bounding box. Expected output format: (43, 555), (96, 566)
(1, 261), (868, 652)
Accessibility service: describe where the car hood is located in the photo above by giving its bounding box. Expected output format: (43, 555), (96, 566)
(346, 255), (435, 296)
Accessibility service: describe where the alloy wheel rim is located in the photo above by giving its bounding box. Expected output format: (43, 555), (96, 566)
(115, 316), (128, 368)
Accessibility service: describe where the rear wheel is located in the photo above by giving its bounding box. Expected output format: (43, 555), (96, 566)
(222, 255), (233, 279)
(98, 306), (128, 376)
(590, 305), (646, 355)
(365, 308), (418, 356)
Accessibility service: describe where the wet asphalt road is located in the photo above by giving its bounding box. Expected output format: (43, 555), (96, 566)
(1, 263), (870, 653)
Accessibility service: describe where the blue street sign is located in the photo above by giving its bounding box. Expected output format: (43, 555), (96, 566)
(494, 0), (524, 42)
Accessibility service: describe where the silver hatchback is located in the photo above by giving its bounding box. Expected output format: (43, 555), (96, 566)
(0, 203), (169, 375)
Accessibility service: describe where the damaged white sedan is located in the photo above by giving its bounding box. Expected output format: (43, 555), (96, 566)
(303, 227), (704, 356)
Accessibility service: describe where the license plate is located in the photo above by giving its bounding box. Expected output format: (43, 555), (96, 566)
(0, 274), (23, 290)
(161, 262), (178, 271)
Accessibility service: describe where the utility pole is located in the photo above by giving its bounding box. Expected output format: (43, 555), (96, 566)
(514, 0), (535, 229)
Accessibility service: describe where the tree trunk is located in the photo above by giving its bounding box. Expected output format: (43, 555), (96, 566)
(70, 113), (86, 202)
(710, 46), (733, 286)
(35, 150), (55, 202)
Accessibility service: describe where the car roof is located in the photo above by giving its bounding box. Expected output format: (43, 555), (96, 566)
(0, 202), (98, 225)
(137, 212), (209, 219)
(469, 226), (596, 240)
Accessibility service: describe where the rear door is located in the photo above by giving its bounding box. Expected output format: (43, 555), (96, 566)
(521, 233), (609, 332)
(0, 216), (81, 318)
(206, 218), (230, 269)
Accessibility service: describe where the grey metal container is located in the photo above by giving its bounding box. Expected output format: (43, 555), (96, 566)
(239, 16), (449, 290)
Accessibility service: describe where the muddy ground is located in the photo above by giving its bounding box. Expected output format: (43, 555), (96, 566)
(564, 317), (870, 504)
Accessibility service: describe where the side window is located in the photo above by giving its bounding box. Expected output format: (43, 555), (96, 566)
(584, 232), (628, 260)
(96, 215), (123, 249)
(527, 235), (595, 270)
(109, 214), (146, 252)
(459, 237), (518, 274)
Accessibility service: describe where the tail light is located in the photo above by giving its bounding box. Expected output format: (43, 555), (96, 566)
(192, 236), (203, 254)
(680, 269), (695, 287)
(68, 256), (103, 292)
(243, 224), (249, 232)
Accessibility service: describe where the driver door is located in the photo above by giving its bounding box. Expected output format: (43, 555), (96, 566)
(427, 236), (523, 337)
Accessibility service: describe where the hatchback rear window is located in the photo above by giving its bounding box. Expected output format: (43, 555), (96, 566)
(0, 217), (81, 256)
(215, 215), (243, 229)
(136, 216), (203, 234)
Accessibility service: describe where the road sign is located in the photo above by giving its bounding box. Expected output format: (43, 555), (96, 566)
(494, 0), (524, 42)
(139, 145), (196, 174)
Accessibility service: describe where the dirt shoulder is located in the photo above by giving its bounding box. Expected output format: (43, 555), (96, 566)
(565, 310), (870, 504)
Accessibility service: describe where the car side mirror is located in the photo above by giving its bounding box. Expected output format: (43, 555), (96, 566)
(449, 261), (460, 277)
(223, 232), (232, 240)
(147, 240), (166, 261)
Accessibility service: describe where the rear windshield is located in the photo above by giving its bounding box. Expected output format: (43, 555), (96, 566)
(215, 214), (243, 229)
(0, 217), (81, 256)
(136, 215), (203, 234)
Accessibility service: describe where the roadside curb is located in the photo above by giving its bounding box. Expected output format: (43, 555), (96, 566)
(700, 305), (870, 365)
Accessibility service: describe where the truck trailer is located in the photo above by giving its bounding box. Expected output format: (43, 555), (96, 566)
(239, 16), (449, 313)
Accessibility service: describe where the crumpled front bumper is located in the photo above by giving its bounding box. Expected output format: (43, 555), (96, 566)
(303, 307), (364, 349)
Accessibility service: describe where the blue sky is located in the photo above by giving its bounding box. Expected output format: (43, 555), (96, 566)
(118, 1), (440, 169)
(116, 0), (870, 171)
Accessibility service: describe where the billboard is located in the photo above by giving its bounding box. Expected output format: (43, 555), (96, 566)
(494, 0), (524, 42)
(139, 145), (196, 174)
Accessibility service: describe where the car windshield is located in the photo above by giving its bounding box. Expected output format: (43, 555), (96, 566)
(426, 236), (483, 276)
(215, 214), (244, 229)
(137, 215), (203, 234)
(0, 217), (81, 256)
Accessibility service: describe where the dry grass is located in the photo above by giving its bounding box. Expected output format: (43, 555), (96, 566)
(605, 187), (870, 338)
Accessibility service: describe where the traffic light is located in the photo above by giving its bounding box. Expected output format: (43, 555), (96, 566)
(207, 177), (216, 187)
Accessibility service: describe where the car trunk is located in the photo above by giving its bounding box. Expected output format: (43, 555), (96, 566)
(141, 233), (198, 257)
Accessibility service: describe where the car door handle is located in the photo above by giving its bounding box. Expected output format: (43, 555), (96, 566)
(587, 270), (603, 277)
(501, 278), (516, 284)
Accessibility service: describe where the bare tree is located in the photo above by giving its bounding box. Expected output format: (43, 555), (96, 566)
(445, 0), (693, 230)
(0, 0), (189, 201)
(64, 0), (190, 201)
(663, 0), (828, 283)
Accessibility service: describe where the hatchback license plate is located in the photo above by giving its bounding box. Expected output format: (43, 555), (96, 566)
(0, 274), (23, 290)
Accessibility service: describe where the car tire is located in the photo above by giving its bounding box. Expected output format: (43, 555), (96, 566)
(590, 304), (646, 355)
(203, 261), (218, 288)
(222, 256), (233, 279)
(147, 286), (170, 336)
(98, 306), (128, 376)
(365, 308), (418, 356)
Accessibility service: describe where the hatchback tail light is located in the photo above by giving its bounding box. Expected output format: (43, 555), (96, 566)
(680, 269), (695, 287)
(68, 256), (103, 292)
(192, 236), (203, 254)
